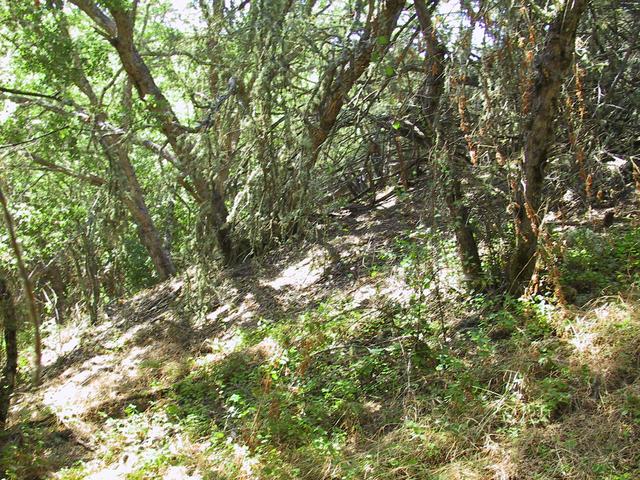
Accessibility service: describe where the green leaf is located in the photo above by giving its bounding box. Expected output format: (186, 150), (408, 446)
(376, 35), (389, 46)
(384, 66), (395, 77)
(392, 120), (401, 130)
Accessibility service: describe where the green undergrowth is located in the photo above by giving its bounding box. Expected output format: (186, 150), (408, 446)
(3, 226), (640, 479)
(53, 292), (638, 480)
(558, 225), (640, 303)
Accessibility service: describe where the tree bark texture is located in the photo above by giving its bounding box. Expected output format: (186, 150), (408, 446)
(306, 0), (406, 167)
(508, 0), (587, 294)
(0, 275), (18, 429)
(50, 6), (177, 280)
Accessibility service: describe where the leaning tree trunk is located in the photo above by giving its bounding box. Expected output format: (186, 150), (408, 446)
(415, 0), (484, 289)
(0, 275), (18, 429)
(112, 81), (176, 280)
(83, 212), (100, 325)
(305, 0), (406, 167)
(0, 184), (42, 385)
(508, 0), (587, 294)
(47, 5), (177, 280)
(69, 0), (237, 264)
(441, 159), (484, 286)
(115, 153), (177, 280)
(281, 0), (405, 238)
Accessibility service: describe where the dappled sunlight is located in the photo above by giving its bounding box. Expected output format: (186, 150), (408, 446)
(205, 303), (233, 324)
(230, 442), (260, 479)
(564, 298), (640, 388)
(11, 245), (640, 479)
(568, 326), (597, 354)
(378, 271), (414, 304)
(82, 456), (139, 480)
(264, 246), (328, 291)
(433, 461), (486, 480)
(1, 0), (637, 479)
(251, 336), (282, 361)
(348, 272), (413, 308)
(43, 352), (119, 417)
(40, 318), (84, 368)
(194, 332), (244, 367)
(483, 437), (517, 480)
(234, 292), (258, 323)
(163, 465), (203, 480)
(104, 322), (150, 349)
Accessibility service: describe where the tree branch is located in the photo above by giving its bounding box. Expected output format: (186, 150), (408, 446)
(0, 126), (70, 150)
(0, 85), (61, 101)
(67, 0), (116, 36)
(27, 152), (107, 187)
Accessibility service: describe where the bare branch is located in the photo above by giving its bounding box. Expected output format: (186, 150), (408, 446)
(0, 85), (61, 101)
(27, 152), (107, 187)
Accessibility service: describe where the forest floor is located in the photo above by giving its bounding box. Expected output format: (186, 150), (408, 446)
(2, 186), (640, 480)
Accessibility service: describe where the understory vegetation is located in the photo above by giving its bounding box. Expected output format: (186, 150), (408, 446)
(2, 215), (640, 479)
(1, 0), (639, 478)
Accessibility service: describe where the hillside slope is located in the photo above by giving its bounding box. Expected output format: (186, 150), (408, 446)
(2, 191), (640, 480)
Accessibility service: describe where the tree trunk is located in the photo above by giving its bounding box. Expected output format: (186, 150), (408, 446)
(508, 0), (587, 294)
(0, 275), (18, 429)
(306, 0), (406, 167)
(69, 0), (236, 264)
(111, 81), (176, 280)
(284, 0), (405, 239)
(116, 164), (176, 280)
(84, 212), (100, 325)
(442, 166), (484, 285)
(415, 0), (484, 289)
(0, 184), (42, 385)
(198, 188), (236, 263)
(51, 6), (177, 280)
